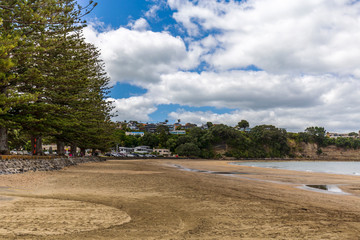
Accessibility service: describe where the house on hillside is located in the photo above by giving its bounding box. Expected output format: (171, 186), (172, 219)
(327, 132), (359, 139)
(234, 127), (252, 132)
(128, 121), (140, 131)
(119, 147), (134, 154)
(153, 148), (171, 157)
(166, 124), (175, 131)
(173, 122), (182, 130)
(170, 130), (186, 135)
(134, 146), (152, 154)
(145, 124), (157, 133)
(126, 132), (145, 137)
(183, 123), (197, 130)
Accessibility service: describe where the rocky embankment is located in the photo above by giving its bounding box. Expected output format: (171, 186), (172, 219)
(294, 143), (360, 160)
(0, 156), (105, 175)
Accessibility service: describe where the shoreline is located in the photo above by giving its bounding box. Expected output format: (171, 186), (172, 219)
(1, 159), (360, 239)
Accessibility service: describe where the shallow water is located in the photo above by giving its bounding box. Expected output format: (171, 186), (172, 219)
(232, 161), (360, 175)
(300, 185), (349, 195)
(172, 164), (249, 175)
(172, 164), (352, 195)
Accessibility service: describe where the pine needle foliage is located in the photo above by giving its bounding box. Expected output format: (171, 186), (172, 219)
(0, 0), (113, 155)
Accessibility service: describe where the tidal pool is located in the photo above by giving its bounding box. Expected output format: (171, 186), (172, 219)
(300, 185), (350, 195)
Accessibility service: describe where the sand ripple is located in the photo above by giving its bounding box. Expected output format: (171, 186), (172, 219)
(0, 197), (131, 236)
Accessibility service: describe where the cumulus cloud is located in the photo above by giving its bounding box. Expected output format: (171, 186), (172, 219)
(147, 71), (337, 109)
(108, 70), (360, 131)
(169, 0), (360, 76)
(83, 25), (196, 86)
(85, 0), (360, 132)
(109, 97), (157, 122)
(158, 71), (360, 131)
(168, 104), (360, 133)
(145, 0), (167, 18)
(128, 18), (150, 31)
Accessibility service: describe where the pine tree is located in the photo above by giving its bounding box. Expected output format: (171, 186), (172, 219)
(53, 42), (114, 155)
(0, 0), (100, 155)
(0, 0), (47, 154)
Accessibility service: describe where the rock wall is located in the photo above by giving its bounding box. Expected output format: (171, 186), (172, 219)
(0, 157), (105, 175)
(295, 143), (360, 160)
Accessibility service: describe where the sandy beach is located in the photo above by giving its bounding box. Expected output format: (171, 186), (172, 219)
(1, 159), (360, 239)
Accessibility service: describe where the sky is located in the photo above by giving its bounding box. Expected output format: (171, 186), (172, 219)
(79, 0), (360, 133)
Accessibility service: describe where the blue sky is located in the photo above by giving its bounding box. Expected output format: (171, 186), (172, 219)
(82, 0), (176, 32)
(81, 0), (360, 132)
(81, 0), (235, 124)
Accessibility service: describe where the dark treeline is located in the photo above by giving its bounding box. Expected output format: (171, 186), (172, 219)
(0, 0), (113, 155)
(113, 124), (360, 159)
(114, 123), (289, 158)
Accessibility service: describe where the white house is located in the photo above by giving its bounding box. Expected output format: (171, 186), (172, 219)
(134, 146), (152, 154)
(126, 132), (145, 136)
(119, 147), (134, 154)
(153, 148), (171, 157)
(170, 130), (186, 135)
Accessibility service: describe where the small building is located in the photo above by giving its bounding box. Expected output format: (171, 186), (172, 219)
(166, 124), (175, 131)
(42, 144), (57, 151)
(235, 127), (252, 132)
(134, 146), (152, 154)
(145, 124), (157, 133)
(128, 121), (140, 131)
(42, 144), (81, 155)
(170, 130), (186, 135)
(183, 123), (197, 130)
(153, 148), (171, 157)
(126, 132), (145, 137)
(327, 132), (357, 139)
(119, 147), (134, 154)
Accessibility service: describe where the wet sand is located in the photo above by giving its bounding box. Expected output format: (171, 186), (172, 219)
(1, 159), (360, 239)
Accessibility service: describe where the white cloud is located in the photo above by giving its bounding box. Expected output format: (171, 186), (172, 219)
(83, 25), (196, 86)
(147, 71), (332, 109)
(128, 18), (150, 31)
(169, 0), (360, 76)
(168, 104), (360, 133)
(158, 70), (360, 132)
(145, 0), (167, 18)
(84, 1), (360, 132)
(109, 97), (157, 122)
(108, 70), (360, 132)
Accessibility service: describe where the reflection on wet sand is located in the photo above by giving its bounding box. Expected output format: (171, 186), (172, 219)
(302, 184), (349, 195)
(173, 164), (250, 175)
(173, 164), (351, 195)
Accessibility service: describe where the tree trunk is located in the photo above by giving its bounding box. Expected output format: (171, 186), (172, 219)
(31, 136), (43, 155)
(92, 148), (97, 156)
(70, 143), (77, 157)
(80, 147), (86, 156)
(56, 140), (65, 156)
(0, 127), (9, 155)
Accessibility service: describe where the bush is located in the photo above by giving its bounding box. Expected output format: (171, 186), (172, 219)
(176, 143), (201, 157)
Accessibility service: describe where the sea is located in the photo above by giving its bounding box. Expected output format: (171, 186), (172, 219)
(231, 161), (360, 176)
